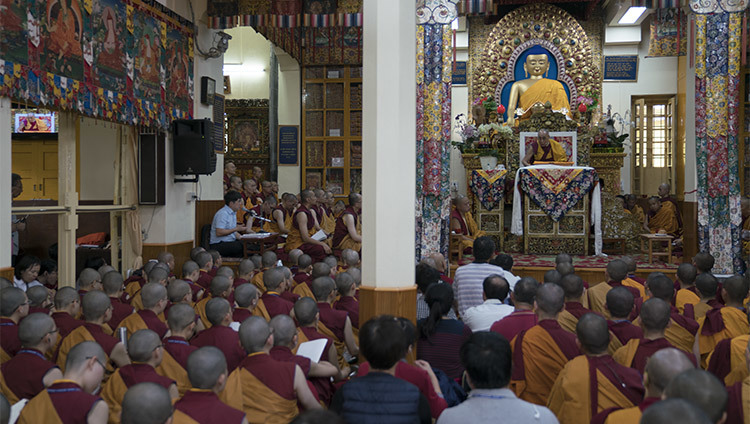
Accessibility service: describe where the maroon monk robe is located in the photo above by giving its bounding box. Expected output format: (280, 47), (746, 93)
(191, 326), (246, 372)
(334, 296), (359, 328)
(626, 338), (697, 374)
(240, 353), (297, 400)
(293, 272), (312, 286)
(233, 308), (252, 323)
(669, 305), (700, 335)
(299, 326), (334, 361)
(627, 274), (646, 286)
(46, 381), (102, 422)
(136, 310), (169, 338)
(0, 318), (20, 357)
(260, 292), (294, 318)
(187, 282), (204, 303)
(164, 337), (197, 369)
(270, 345), (333, 406)
(725, 380), (747, 424)
(490, 310), (538, 342)
(449, 209), (469, 236)
(1, 348), (58, 400)
(174, 389), (246, 424)
(119, 363), (174, 389)
(28, 306), (49, 315)
(440, 274), (454, 285)
(233, 277), (249, 288)
(564, 302), (597, 319)
(280, 291), (300, 304)
(196, 270), (212, 290)
(208, 266), (218, 278)
(108, 297), (134, 329)
(317, 303), (348, 341)
(83, 323), (119, 355)
(332, 207), (360, 248)
(683, 298), (723, 321)
(587, 355), (645, 418)
(292, 206), (327, 262)
(607, 320), (643, 346)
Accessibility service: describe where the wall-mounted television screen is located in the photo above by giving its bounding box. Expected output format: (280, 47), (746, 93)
(13, 110), (57, 134)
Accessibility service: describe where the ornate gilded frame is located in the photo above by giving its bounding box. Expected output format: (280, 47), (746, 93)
(519, 131), (578, 166)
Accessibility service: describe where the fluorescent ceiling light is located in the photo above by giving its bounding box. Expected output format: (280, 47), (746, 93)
(451, 18), (458, 30)
(223, 63), (266, 74)
(618, 7), (647, 24)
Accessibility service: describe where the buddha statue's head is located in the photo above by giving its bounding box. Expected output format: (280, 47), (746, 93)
(524, 54), (550, 78)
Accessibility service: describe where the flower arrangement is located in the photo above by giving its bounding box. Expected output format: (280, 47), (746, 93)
(473, 96), (498, 115)
(576, 90), (599, 112)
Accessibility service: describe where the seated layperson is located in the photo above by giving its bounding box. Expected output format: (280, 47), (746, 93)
(521, 129), (567, 166)
(209, 190), (248, 258)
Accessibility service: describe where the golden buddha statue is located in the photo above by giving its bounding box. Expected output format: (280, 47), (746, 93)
(506, 49), (571, 126)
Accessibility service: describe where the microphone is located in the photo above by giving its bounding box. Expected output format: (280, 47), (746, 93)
(248, 209), (272, 222)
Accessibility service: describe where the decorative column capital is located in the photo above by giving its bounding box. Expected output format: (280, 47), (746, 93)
(690, 0), (748, 14)
(416, 0), (459, 24)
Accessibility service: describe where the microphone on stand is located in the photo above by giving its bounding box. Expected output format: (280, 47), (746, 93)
(246, 209), (272, 222)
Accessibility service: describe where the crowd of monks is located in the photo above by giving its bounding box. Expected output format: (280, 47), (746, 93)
(222, 162), (362, 261)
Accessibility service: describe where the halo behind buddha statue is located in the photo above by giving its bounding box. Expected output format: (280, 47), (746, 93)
(472, 4), (600, 124)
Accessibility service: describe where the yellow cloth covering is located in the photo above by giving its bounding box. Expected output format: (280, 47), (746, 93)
(557, 311), (579, 334)
(251, 300), (271, 321)
(285, 221), (315, 252)
(706, 334), (750, 386)
(648, 201), (680, 235)
(251, 271), (266, 294)
(692, 301), (714, 322)
(547, 356), (638, 424)
(335, 217), (362, 252)
(56, 326), (113, 375)
(220, 367), (298, 424)
(631, 205), (645, 225)
(698, 307), (750, 366)
(292, 282), (315, 300)
(519, 79), (571, 119)
(101, 369), (130, 423)
(453, 210), (485, 254)
(318, 321), (349, 370)
(587, 283), (614, 319)
(663, 319), (696, 355)
(0, 348), (10, 365)
(130, 291), (144, 311)
(604, 405), (642, 424)
(510, 326), (573, 405)
(118, 312), (149, 339)
(16, 389), (64, 424)
(675, 289), (700, 314)
(155, 350), (192, 397)
(622, 278), (646, 299)
(172, 409), (201, 424)
(534, 139), (568, 163)
(194, 297), (212, 329)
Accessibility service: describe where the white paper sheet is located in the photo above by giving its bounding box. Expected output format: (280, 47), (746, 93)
(311, 229), (327, 242)
(295, 338), (328, 363)
(10, 399), (28, 424)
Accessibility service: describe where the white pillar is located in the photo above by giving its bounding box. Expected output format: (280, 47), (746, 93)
(58, 112), (79, 286)
(361, 0), (416, 289)
(0, 98), (11, 270)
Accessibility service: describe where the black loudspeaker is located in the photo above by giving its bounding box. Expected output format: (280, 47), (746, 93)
(172, 118), (216, 175)
(139, 133), (165, 205)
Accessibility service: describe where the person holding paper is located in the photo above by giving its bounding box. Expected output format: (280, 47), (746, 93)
(269, 315), (339, 406)
(285, 190), (331, 262)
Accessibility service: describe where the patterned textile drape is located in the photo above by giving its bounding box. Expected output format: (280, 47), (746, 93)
(647, 8), (688, 57)
(415, 23), (453, 261)
(694, 13), (744, 274)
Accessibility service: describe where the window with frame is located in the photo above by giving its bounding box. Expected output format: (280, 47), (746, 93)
(632, 96), (675, 195)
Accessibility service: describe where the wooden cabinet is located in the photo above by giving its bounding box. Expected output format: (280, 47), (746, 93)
(11, 139), (59, 201)
(302, 66), (362, 197)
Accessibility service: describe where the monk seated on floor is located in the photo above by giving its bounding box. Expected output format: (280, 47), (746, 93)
(450, 195), (485, 254)
(645, 196), (681, 239)
(332, 193), (362, 253)
(286, 189), (332, 263)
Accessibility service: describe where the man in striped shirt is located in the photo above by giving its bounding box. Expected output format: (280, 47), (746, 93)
(454, 236), (509, 317)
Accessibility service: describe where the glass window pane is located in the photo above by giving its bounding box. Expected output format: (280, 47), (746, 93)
(653, 104), (665, 115)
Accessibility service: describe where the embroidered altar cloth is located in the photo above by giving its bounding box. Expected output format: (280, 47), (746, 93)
(469, 169), (508, 211)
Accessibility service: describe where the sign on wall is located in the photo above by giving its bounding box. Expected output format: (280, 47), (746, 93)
(453, 61), (467, 85)
(603, 56), (638, 81)
(278, 125), (299, 166)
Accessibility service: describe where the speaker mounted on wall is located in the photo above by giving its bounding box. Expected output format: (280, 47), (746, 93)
(172, 118), (217, 176)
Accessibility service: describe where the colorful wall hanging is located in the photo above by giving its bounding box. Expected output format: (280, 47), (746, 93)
(415, 0), (458, 261)
(694, 12), (744, 274)
(0, 0), (194, 129)
(225, 98), (270, 169)
(647, 8), (687, 57)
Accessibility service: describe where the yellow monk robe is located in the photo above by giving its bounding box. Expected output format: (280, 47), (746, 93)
(603, 398), (661, 424)
(518, 79), (571, 120)
(124, 279), (145, 299)
(220, 356), (299, 424)
(251, 270), (266, 293)
(698, 307), (750, 367)
(101, 365), (175, 423)
(706, 334), (750, 386)
(648, 201), (680, 236)
(285, 207), (317, 252)
(509, 321), (580, 405)
(622, 278), (646, 299)
(0, 348), (10, 365)
(251, 299), (271, 321)
(130, 291), (144, 311)
(16, 389), (65, 424)
(533, 139), (568, 163)
(172, 409), (200, 424)
(630, 205), (645, 225)
(662, 320), (697, 355)
(743, 216), (750, 255)
(155, 350), (191, 396)
(675, 289), (700, 314)
(318, 321), (349, 370)
(451, 208), (485, 254)
(690, 301), (715, 322)
(588, 282), (641, 319)
(194, 296), (212, 329)
(56, 325), (115, 375)
(547, 355), (644, 424)
(292, 282), (315, 299)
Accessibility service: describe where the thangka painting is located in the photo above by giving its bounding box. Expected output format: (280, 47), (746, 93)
(0, 0), (194, 129)
(225, 99), (270, 160)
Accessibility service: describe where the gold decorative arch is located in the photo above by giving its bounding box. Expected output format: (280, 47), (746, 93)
(472, 4), (600, 113)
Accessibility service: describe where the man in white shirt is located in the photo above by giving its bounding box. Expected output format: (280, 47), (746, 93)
(463, 274), (514, 332)
(209, 190), (248, 257)
(454, 236), (512, 316)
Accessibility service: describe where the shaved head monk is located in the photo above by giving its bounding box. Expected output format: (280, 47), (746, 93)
(195, 276), (234, 329)
(675, 263), (700, 314)
(510, 283), (579, 405)
(102, 271), (134, 330)
(605, 286), (643, 354)
(0, 313), (63, 403)
(252, 267), (294, 321)
(640, 274), (699, 355)
(603, 347), (695, 424)
(118, 282), (169, 339)
(646, 196), (681, 237)
(77, 268), (103, 296)
(588, 260), (641, 318)
(233, 284), (260, 323)
(490, 277), (539, 341)
(190, 298), (246, 372)
(120, 382), (174, 424)
(450, 195), (485, 255)
(696, 275), (750, 367)
(220, 316), (322, 422)
(250, 251), (277, 293)
(173, 347), (247, 424)
(294, 297), (341, 372)
(613, 298), (696, 374)
(664, 369), (728, 424)
(557, 274), (596, 333)
(50, 287), (83, 356)
(547, 313), (644, 424)
(0, 287), (29, 362)
(285, 189), (331, 262)
(640, 399), (712, 424)
(155, 303), (199, 396)
(56, 291), (130, 371)
(17, 341), (109, 423)
(312, 277), (359, 366)
(101, 329), (178, 422)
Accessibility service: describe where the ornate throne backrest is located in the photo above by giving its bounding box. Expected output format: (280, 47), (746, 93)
(519, 131), (577, 166)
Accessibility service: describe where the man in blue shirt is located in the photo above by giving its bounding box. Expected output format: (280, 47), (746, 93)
(209, 190), (247, 258)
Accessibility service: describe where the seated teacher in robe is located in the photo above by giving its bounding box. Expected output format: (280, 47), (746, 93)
(645, 196), (681, 237)
(521, 129), (567, 166)
(625, 194), (646, 225)
(506, 49), (571, 126)
(450, 195), (485, 254)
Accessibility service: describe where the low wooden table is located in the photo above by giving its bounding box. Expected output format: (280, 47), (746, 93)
(640, 233), (673, 264)
(240, 232), (280, 258)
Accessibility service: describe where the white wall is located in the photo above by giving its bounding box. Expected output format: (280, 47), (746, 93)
(224, 27), (272, 100)
(79, 118), (117, 201)
(0, 98), (11, 268)
(277, 48), (302, 195)
(450, 28), (470, 196)
(602, 23), (679, 194)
